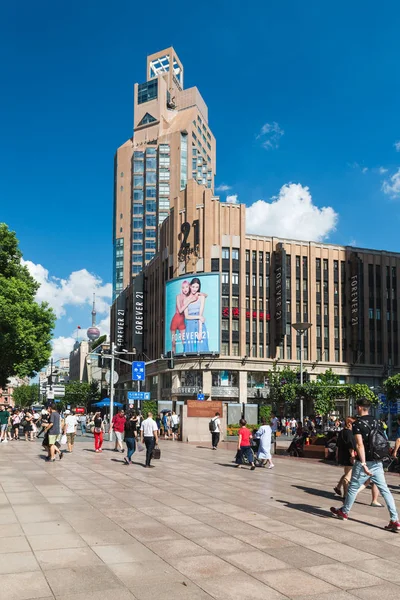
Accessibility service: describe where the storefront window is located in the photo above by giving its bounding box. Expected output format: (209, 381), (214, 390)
(212, 371), (238, 387)
(181, 371), (202, 387)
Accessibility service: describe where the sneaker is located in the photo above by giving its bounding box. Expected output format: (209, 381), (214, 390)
(2, 439), (8, 443)
(59, 452), (64, 460)
(124, 457), (130, 465)
(384, 520), (400, 532)
(330, 507), (348, 520)
(268, 464), (275, 469)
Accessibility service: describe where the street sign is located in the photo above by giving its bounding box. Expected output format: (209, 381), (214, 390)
(127, 391), (150, 401)
(197, 393), (205, 401)
(105, 370), (119, 384)
(390, 402), (398, 415)
(132, 361), (145, 381)
(47, 390), (54, 400)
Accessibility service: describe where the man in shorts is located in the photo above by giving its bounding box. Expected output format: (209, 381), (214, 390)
(111, 409), (126, 452)
(63, 410), (78, 453)
(45, 405), (63, 461)
(0, 406), (10, 443)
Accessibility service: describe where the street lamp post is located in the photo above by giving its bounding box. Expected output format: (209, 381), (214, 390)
(292, 322), (312, 424)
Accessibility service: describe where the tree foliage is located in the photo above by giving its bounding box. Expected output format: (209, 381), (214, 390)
(90, 335), (107, 350)
(263, 364), (377, 416)
(384, 373), (400, 402)
(12, 384), (40, 407)
(63, 381), (100, 408)
(0, 224), (55, 386)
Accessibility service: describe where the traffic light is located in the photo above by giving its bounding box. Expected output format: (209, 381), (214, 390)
(166, 351), (174, 369)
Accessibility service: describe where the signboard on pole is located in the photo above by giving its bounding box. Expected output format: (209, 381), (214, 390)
(127, 391), (150, 401)
(132, 361), (145, 381)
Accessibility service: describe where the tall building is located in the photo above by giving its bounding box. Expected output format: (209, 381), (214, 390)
(111, 183), (400, 415)
(113, 47), (216, 297)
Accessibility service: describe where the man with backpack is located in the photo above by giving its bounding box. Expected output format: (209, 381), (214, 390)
(331, 397), (400, 532)
(209, 412), (221, 450)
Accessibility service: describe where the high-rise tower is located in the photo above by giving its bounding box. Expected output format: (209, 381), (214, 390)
(113, 47), (216, 297)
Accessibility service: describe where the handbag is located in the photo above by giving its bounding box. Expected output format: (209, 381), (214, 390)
(60, 434), (67, 445)
(152, 445), (161, 460)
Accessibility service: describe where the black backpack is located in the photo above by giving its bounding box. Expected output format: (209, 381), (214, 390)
(209, 418), (217, 433)
(360, 419), (390, 461)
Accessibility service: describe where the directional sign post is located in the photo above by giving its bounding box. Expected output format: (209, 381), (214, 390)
(127, 391), (150, 401)
(132, 361), (145, 381)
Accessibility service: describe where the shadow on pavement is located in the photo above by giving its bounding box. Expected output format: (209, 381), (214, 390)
(292, 485), (337, 499)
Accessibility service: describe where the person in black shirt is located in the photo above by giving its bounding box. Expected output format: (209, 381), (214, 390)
(124, 412), (138, 465)
(334, 417), (356, 498)
(331, 397), (400, 532)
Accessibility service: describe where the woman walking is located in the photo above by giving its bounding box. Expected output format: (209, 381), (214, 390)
(11, 410), (21, 440)
(236, 419), (256, 470)
(256, 417), (274, 469)
(93, 412), (104, 453)
(24, 410), (34, 441)
(124, 412), (138, 465)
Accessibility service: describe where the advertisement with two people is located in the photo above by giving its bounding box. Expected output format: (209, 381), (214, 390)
(164, 273), (220, 355)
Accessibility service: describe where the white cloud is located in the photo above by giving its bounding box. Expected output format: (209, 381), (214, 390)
(394, 141), (400, 152)
(226, 194), (239, 204)
(51, 336), (75, 360)
(379, 167), (388, 174)
(246, 183), (338, 242)
(22, 261), (112, 318)
(382, 168), (400, 198)
(257, 121), (284, 149)
(216, 184), (231, 192)
(348, 239), (357, 246)
(362, 167), (368, 174)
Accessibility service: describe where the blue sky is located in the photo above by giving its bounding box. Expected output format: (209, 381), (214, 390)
(1, 0), (400, 357)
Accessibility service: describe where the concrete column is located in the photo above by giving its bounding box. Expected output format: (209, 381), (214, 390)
(239, 370), (248, 404)
(203, 369), (212, 397)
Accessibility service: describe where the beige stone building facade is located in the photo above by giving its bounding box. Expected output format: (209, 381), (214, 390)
(113, 47), (216, 297)
(112, 181), (400, 408)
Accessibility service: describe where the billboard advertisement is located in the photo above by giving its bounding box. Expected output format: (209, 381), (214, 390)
(165, 273), (220, 355)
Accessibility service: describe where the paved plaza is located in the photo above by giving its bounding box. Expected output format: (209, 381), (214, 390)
(1, 439), (400, 600)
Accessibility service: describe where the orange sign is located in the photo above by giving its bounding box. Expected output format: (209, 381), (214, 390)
(187, 400), (222, 418)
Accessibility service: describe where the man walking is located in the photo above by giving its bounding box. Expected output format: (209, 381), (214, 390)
(45, 405), (63, 462)
(140, 411), (158, 468)
(0, 406), (10, 443)
(331, 397), (400, 532)
(210, 412), (221, 450)
(63, 410), (78, 453)
(111, 409), (126, 452)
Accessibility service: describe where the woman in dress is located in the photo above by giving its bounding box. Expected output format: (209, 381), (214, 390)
(256, 417), (274, 469)
(184, 278), (209, 353)
(170, 280), (191, 353)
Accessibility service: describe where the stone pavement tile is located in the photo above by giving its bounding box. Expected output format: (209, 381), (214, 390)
(350, 557), (400, 582)
(28, 533), (87, 551)
(344, 537), (400, 560)
(295, 591), (358, 600)
(169, 554), (240, 582)
(0, 571), (53, 600)
(196, 573), (288, 600)
(349, 583), (400, 599)
(0, 551), (39, 574)
(92, 542), (157, 564)
(14, 505), (61, 523)
(175, 523), (229, 540)
(22, 521), (73, 536)
(109, 558), (183, 587)
(80, 529), (136, 546)
(304, 563), (383, 590)
(224, 550), (289, 573)
(0, 523), (25, 537)
(129, 580), (214, 600)
(125, 524), (182, 543)
(194, 535), (252, 555)
(311, 541), (382, 563)
(266, 545), (336, 568)
(0, 508), (18, 524)
(235, 531), (296, 551)
(6, 493), (48, 505)
(256, 568), (338, 597)
(36, 547), (103, 570)
(275, 528), (334, 547)
(146, 538), (209, 560)
(0, 536), (30, 553)
(55, 590), (137, 600)
(45, 566), (125, 596)
(246, 518), (298, 533)
(66, 517), (118, 533)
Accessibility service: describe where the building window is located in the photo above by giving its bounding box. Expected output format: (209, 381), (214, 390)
(133, 205), (143, 215)
(146, 215), (156, 227)
(316, 258), (321, 269)
(232, 273), (239, 285)
(133, 219), (143, 230)
(222, 296), (229, 308)
(324, 304), (328, 316)
(146, 171), (156, 185)
(296, 256), (300, 268)
(222, 319), (229, 331)
(146, 187), (157, 198)
(222, 247), (230, 259)
(134, 190), (143, 201)
(159, 168), (170, 181)
(159, 183), (170, 195)
(245, 250), (250, 262)
(222, 272), (229, 284)
(323, 259), (328, 271)
(232, 249), (239, 260)
(232, 297), (239, 308)
(120, 185), (124, 192)
(376, 309), (381, 320)
(180, 132), (188, 190)
(146, 156), (156, 170)
(138, 80), (158, 104)
(232, 320), (239, 331)
(133, 175), (144, 188)
(335, 349), (340, 362)
(369, 308), (374, 319)
(316, 281), (321, 293)
(232, 343), (239, 356)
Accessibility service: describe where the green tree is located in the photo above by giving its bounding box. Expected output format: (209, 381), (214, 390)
(63, 381), (100, 409)
(90, 335), (107, 351)
(12, 384), (40, 407)
(384, 373), (400, 402)
(142, 401), (158, 418)
(0, 224), (55, 386)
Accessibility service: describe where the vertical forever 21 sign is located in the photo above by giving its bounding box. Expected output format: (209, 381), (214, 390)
(116, 292), (126, 351)
(133, 272), (144, 354)
(349, 251), (362, 357)
(274, 243), (287, 345)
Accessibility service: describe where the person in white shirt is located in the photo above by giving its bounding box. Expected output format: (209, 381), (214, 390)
(171, 411), (179, 441)
(140, 411), (159, 468)
(63, 410), (78, 453)
(210, 412), (221, 450)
